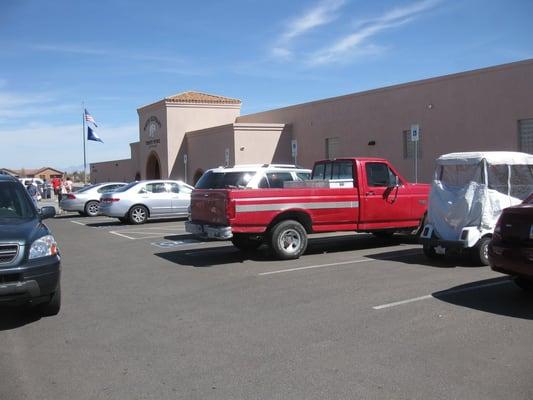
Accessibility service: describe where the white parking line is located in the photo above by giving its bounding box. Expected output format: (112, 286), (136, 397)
(70, 221), (86, 226)
(259, 251), (421, 276)
(109, 230), (136, 240)
(372, 279), (512, 310)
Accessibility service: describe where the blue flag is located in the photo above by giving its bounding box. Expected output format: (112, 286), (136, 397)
(87, 126), (103, 143)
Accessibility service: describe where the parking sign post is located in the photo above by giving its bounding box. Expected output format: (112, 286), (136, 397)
(184, 153), (188, 183)
(291, 139), (298, 165)
(410, 124), (420, 183)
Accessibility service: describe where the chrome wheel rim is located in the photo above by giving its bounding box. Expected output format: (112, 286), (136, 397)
(482, 241), (489, 261)
(132, 208), (146, 223)
(278, 229), (301, 254)
(87, 202), (99, 215)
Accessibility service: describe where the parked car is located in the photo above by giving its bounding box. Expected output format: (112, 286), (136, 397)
(187, 157), (429, 259)
(0, 175), (60, 316)
(420, 151), (533, 265)
(59, 182), (126, 216)
(489, 195), (533, 291)
(99, 180), (193, 224)
(195, 164), (311, 189)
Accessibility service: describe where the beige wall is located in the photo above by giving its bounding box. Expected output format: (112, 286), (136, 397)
(166, 103), (240, 179)
(137, 102), (168, 180)
(91, 159), (136, 183)
(237, 60), (533, 182)
(233, 123), (290, 165)
(185, 123), (235, 184)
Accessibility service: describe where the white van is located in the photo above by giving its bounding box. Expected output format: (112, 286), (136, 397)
(195, 164), (311, 189)
(420, 151), (533, 265)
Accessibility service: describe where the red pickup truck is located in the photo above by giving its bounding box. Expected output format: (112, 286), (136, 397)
(186, 158), (430, 259)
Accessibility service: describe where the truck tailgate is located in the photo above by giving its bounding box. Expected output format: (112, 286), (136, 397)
(190, 189), (228, 225)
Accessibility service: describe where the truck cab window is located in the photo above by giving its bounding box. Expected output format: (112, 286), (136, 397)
(312, 163), (325, 180)
(332, 161), (354, 180)
(366, 163), (397, 187)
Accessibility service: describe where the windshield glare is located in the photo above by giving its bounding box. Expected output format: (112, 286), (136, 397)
(0, 182), (36, 219)
(195, 171), (254, 189)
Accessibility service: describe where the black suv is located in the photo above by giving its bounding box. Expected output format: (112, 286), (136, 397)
(0, 175), (61, 316)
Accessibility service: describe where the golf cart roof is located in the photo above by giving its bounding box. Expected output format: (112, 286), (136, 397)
(437, 151), (533, 166)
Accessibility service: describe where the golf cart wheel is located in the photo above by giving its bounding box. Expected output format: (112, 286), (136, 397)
(423, 244), (443, 259)
(84, 200), (100, 217)
(231, 234), (262, 251)
(471, 236), (491, 266)
(270, 220), (308, 260)
(129, 205), (148, 225)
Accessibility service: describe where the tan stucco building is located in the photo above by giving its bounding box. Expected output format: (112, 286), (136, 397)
(91, 59), (533, 184)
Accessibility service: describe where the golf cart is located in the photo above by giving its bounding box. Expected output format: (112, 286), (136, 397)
(420, 151), (533, 265)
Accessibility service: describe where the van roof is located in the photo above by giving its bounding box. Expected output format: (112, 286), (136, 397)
(437, 151), (533, 165)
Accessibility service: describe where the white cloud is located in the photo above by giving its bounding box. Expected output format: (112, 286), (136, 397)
(0, 91), (77, 122)
(272, 0), (347, 59)
(0, 122), (138, 168)
(310, 0), (441, 65)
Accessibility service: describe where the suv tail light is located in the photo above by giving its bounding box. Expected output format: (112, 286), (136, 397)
(66, 194), (76, 200)
(226, 199), (236, 220)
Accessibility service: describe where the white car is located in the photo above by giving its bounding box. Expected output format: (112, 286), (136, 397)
(195, 164), (311, 189)
(59, 182), (127, 216)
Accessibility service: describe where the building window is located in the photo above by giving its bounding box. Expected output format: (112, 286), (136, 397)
(325, 137), (339, 159)
(403, 130), (422, 159)
(519, 119), (533, 153)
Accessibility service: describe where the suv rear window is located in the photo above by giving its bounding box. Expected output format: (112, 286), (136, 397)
(0, 182), (36, 219)
(195, 171), (254, 189)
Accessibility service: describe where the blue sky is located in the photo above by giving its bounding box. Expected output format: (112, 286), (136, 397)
(0, 0), (532, 170)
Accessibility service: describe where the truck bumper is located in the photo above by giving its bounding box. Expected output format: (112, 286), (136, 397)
(185, 221), (233, 240)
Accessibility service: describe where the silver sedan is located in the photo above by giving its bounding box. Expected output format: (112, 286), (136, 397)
(59, 182), (127, 216)
(99, 180), (193, 224)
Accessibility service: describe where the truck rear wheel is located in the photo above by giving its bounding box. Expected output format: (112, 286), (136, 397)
(231, 234), (262, 251)
(270, 220), (307, 260)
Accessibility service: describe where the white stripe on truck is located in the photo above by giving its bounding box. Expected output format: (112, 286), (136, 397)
(235, 201), (359, 213)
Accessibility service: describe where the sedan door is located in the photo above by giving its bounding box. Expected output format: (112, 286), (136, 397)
(168, 183), (192, 215)
(142, 182), (172, 215)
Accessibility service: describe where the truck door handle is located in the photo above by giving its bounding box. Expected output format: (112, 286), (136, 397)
(366, 191), (375, 196)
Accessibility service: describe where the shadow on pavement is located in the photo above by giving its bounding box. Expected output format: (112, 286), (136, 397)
(0, 307), (41, 331)
(432, 277), (533, 319)
(154, 234), (418, 268)
(365, 248), (485, 268)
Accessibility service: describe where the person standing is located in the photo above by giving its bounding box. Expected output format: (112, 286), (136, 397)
(64, 176), (73, 194)
(25, 181), (39, 208)
(52, 177), (61, 198)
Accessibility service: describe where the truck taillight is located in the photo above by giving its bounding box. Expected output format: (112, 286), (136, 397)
(226, 199), (236, 219)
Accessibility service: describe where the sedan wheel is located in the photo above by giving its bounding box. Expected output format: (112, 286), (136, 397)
(129, 205), (148, 224)
(85, 201), (100, 217)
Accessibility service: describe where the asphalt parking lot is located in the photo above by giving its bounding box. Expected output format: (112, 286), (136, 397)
(1, 214), (533, 400)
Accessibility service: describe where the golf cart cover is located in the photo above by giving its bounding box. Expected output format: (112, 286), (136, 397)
(428, 152), (533, 240)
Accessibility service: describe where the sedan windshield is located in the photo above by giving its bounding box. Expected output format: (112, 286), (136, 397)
(0, 182), (36, 220)
(113, 182), (138, 192)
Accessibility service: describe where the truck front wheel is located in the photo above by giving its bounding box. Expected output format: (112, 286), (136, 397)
(231, 234), (262, 251)
(270, 220), (308, 260)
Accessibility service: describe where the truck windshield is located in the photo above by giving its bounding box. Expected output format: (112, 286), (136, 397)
(196, 171), (253, 189)
(0, 182), (36, 220)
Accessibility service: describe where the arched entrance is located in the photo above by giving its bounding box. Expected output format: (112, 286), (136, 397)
(193, 169), (204, 185)
(146, 152), (161, 180)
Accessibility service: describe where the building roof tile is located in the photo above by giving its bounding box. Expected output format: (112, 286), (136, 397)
(165, 91), (241, 104)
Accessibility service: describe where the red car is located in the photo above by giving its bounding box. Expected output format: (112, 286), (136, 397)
(489, 195), (533, 290)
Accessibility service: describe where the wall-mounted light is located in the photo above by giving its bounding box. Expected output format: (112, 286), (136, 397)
(240, 146), (245, 151)
(368, 140), (376, 146)
(427, 103), (434, 109)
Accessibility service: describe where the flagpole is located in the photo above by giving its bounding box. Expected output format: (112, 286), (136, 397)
(82, 102), (87, 184)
